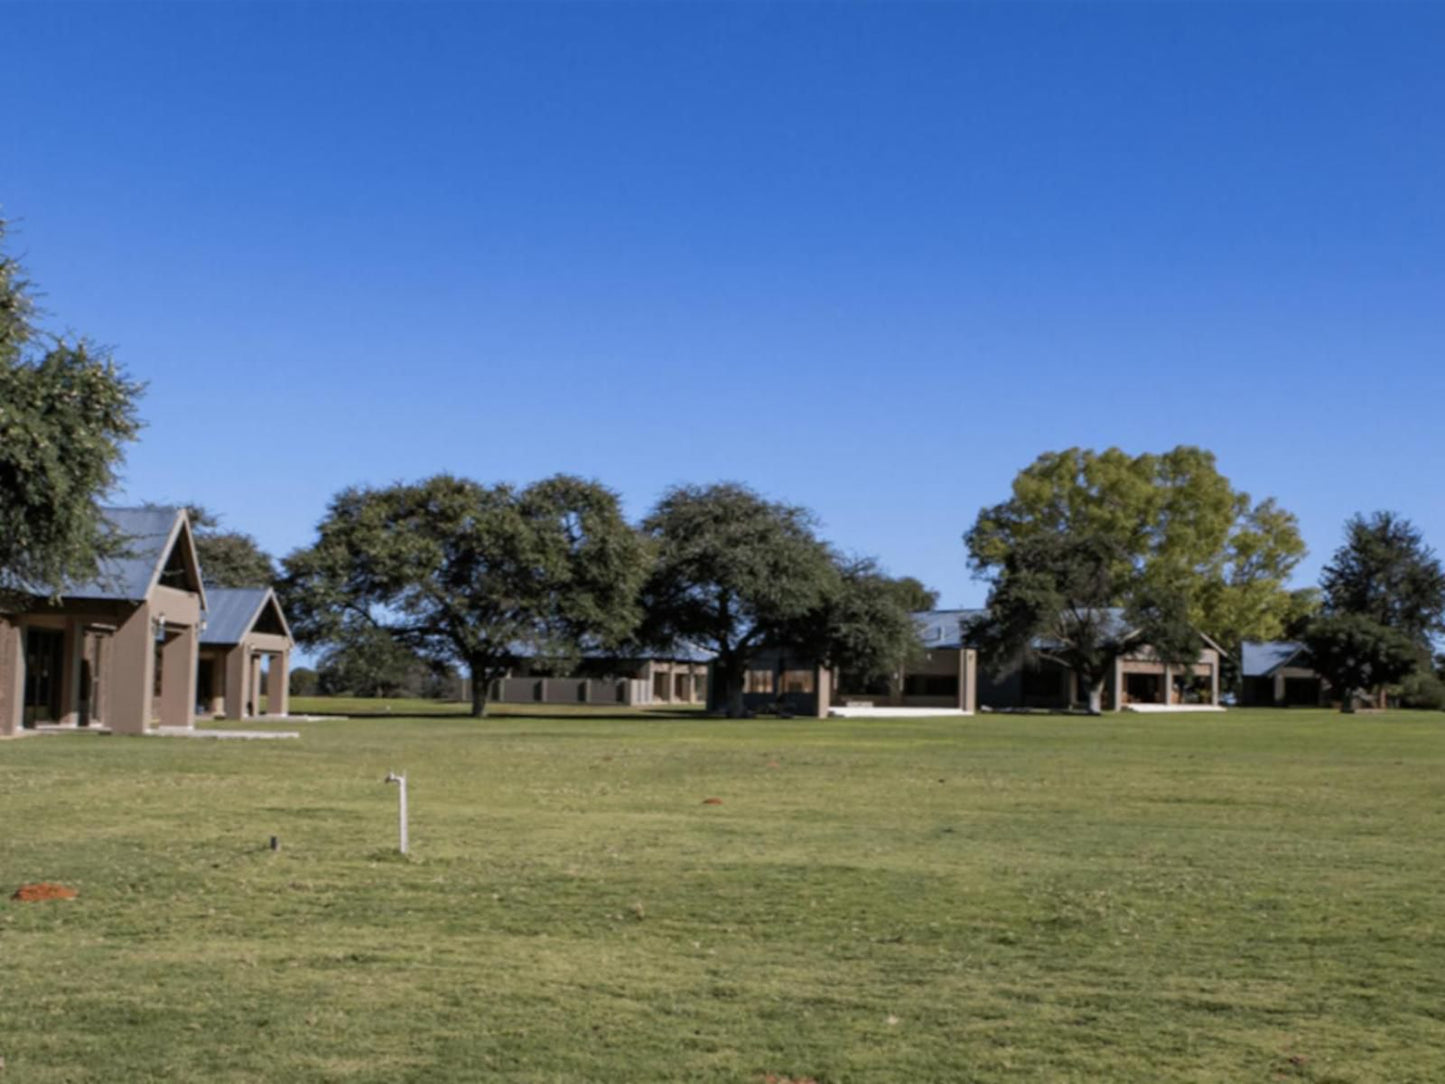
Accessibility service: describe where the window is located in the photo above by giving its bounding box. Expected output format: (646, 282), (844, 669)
(744, 669), (775, 694)
(782, 670), (815, 694)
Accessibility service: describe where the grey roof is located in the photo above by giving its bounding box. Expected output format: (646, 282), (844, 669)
(913, 609), (984, 649)
(64, 507), (188, 602)
(1241, 641), (1307, 678)
(201, 587), (275, 645)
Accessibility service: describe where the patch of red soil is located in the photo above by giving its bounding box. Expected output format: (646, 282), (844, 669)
(701, 797), (724, 805)
(763, 1075), (818, 1084)
(766, 760), (781, 768)
(12, 882), (78, 902)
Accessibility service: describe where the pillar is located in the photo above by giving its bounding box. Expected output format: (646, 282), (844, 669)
(1112, 657), (1124, 711)
(249, 654), (263, 717)
(1273, 672), (1285, 705)
(109, 603), (155, 734)
(1162, 663), (1172, 705)
(814, 665), (832, 718)
(960, 648), (977, 714)
(60, 618), (82, 724)
(0, 619), (22, 737)
(224, 645), (247, 719)
(268, 652), (290, 717)
(159, 623), (197, 729)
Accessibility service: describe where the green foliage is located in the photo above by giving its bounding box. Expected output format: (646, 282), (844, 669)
(0, 221), (143, 603)
(186, 504), (275, 587)
(637, 483), (841, 715)
(783, 559), (925, 686)
(1302, 613), (1420, 713)
(966, 446), (1306, 656)
(1321, 511), (1445, 647)
(317, 625), (418, 698)
(966, 531), (1199, 713)
(282, 474), (649, 716)
(1397, 666), (1445, 712)
(886, 575), (939, 612)
(287, 665), (319, 698)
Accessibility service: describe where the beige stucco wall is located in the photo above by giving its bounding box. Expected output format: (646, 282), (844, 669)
(0, 617), (21, 737)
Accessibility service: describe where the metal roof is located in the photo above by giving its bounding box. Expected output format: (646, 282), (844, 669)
(1241, 641), (1307, 678)
(913, 609), (984, 649)
(64, 507), (188, 602)
(201, 587), (274, 645)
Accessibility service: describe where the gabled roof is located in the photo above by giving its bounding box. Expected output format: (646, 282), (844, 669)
(201, 586), (292, 645)
(64, 507), (206, 608)
(1241, 641), (1308, 678)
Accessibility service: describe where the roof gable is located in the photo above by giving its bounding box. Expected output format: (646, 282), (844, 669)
(201, 586), (292, 645)
(64, 507), (206, 606)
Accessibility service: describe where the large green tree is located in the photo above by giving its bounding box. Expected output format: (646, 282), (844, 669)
(1302, 614), (1420, 714)
(1320, 512), (1445, 648)
(966, 531), (1201, 714)
(281, 474), (649, 716)
(637, 484), (841, 717)
(967, 446), (1307, 659)
(0, 221), (143, 603)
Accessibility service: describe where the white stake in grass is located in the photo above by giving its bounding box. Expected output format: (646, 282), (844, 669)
(384, 772), (409, 854)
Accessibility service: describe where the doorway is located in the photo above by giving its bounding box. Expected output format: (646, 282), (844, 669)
(23, 627), (65, 727)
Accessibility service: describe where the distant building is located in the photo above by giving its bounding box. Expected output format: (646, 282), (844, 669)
(198, 587), (295, 719)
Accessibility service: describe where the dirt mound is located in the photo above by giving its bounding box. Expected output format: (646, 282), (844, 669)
(701, 797), (724, 805)
(12, 882), (78, 902)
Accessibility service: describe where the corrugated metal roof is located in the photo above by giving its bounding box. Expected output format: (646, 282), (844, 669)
(201, 587), (272, 644)
(64, 507), (184, 602)
(1241, 641), (1306, 677)
(913, 609), (985, 648)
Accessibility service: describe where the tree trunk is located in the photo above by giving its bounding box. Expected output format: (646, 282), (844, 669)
(716, 654), (747, 718)
(1340, 691), (1357, 714)
(469, 660), (489, 718)
(1087, 681), (1105, 716)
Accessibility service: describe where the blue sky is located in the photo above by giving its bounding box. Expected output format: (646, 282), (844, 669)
(4, 2), (1443, 607)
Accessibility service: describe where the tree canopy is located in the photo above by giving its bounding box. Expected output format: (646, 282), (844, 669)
(280, 473), (649, 716)
(1320, 512), (1445, 648)
(0, 221), (143, 604)
(1302, 614), (1420, 714)
(146, 504), (275, 588)
(966, 446), (1307, 658)
(965, 531), (1201, 713)
(638, 483), (924, 715)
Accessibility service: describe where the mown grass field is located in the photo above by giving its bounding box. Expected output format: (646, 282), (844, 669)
(3, 707), (1445, 1082)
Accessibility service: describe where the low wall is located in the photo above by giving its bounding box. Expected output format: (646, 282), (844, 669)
(490, 677), (642, 706)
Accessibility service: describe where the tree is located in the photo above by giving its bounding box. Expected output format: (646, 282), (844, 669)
(1320, 512), (1445, 648)
(287, 666), (319, 698)
(966, 447), (1307, 659)
(281, 474), (649, 717)
(1301, 614), (1419, 713)
(965, 531), (1200, 714)
(317, 625), (416, 698)
(886, 575), (940, 613)
(0, 221), (143, 604)
(187, 506), (275, 588)
(637, 483), (842, 717)
(778, 559), (926, 692)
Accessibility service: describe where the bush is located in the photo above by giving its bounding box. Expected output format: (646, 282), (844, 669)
(1398, 668), (1445, 711)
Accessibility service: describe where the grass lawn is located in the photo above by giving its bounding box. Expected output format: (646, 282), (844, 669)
(3, 708), (1445, 1082)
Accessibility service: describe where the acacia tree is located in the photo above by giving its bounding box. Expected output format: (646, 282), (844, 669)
(0, 221), (143, 603)
(965, 532), (1201, 714)
(967, 446), (1307, 660)
(281, 474), (650, 717)
(637, 484), (841, 717)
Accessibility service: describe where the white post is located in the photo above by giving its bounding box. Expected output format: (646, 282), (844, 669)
(385, 772), (408, 854)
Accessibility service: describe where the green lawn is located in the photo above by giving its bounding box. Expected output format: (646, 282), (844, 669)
(3, 709), (1445, 1082)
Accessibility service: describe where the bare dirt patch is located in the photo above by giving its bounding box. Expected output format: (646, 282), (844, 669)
(12, 883), (78, 902)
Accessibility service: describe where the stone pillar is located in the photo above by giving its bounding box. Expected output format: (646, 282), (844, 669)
(1273, 672), (1285, 705)
(159, 624), (197, 729)
(60, 619), (82, 724)
(1211, 657), (1220, 706)
(109, 603), (155, 734)
(1162, 663), (1172, 705)
(269, 652), (290, 717)
(1112, 658), (1124, 711)
(814, 665), (832, 718)
(224, 645), (248, 720)
(0, 618), (22, 737)
(960, 648), (977, 714)
(249, 654), (263, 717)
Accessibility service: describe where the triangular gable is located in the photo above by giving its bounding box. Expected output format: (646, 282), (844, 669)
(247, 589), (293, 643)
(147, 512), (208, 611)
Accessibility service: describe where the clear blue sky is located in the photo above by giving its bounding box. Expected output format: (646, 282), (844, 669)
(4, 2), (1443, 608)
